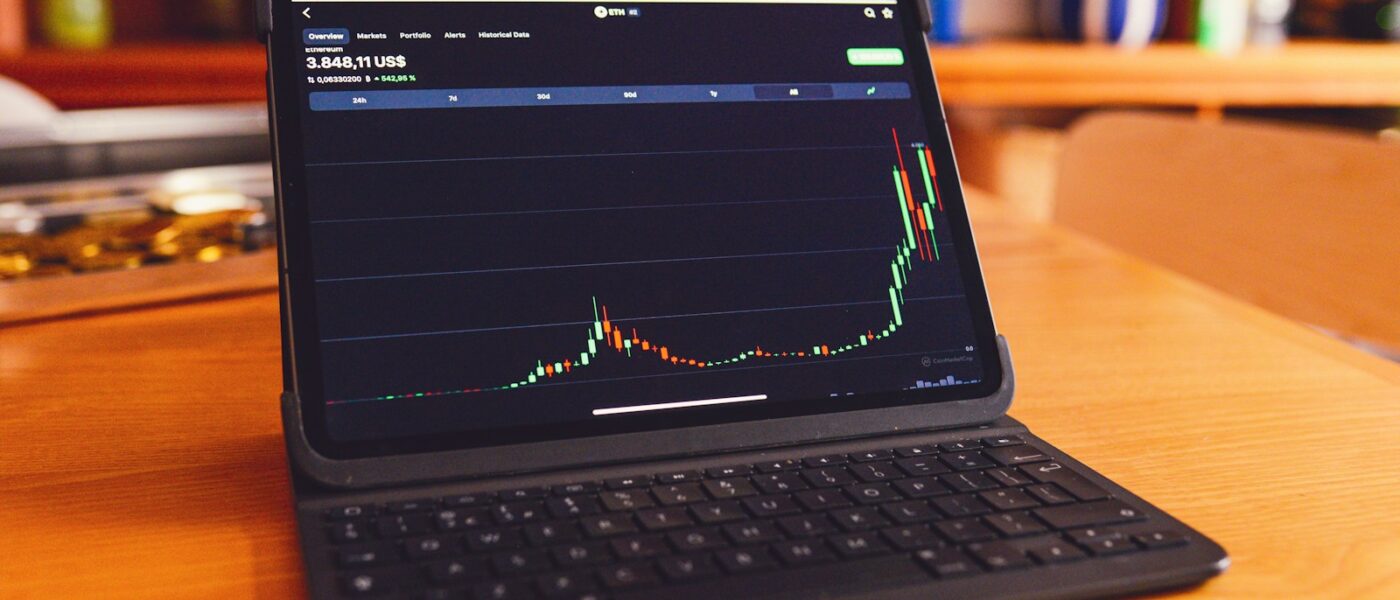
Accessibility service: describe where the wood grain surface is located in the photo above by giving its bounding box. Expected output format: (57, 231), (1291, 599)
(3, 193), (1399, 598)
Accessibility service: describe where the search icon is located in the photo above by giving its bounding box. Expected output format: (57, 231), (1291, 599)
(863, 7), (876, 18)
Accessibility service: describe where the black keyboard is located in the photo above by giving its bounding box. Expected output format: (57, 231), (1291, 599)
(318, 435), (1191, 598)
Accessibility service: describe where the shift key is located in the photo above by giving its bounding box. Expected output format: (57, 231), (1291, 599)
(1033, 500), (1146, 530)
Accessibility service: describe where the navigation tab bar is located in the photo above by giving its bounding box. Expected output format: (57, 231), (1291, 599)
(309, 82), (911, 112)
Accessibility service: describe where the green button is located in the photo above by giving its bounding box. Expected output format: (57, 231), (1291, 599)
(847, 47), (905, 66)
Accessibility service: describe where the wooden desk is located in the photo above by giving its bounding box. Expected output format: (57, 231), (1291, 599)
(3, 193), (1399, 597)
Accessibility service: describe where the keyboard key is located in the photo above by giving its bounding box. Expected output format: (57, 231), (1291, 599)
(1033, 499), (1145, 530)
(377, 514), (431, 538)
(940, 451), (997, 471)
(545, 496), (601, 519)
(342, 572), (387, 596)
(636, 507), (693, 531)
(436, 507), (491, 531)
(611, 534), (670, 559)
(915, 548), (979, 578)
(828, 531), (891, 558)
(466, 528), (524, 553)
(1021, 463), (1110, 501)
(895, 457), (950, 477)
(652, 483), (706, 506)
(656, 470), (704, 484)
(551, 482), (601, 496)
(849, 462), (901, 482)
(405, 535), (455, 561)
(471, 580), (534, 600)
(552, 542), (612, 568)
(705, 465), (752, 478)
(881, 500), (937, 524)
(967, 541), (1033, 570)
(535, 572), (597, 598)
(598, 563), (661, 590)
(802, 455), (848, 468)
(752, 472), (809, 494)
(580, 514), (637, 538)
(722, 521), (783, 545)
(755, 459), (801, 473)
(983, 511), (1049, 537)
(1025, 483), (1075, 506)
(981, 435), (1024, 447)
(1135, 530), (1190, 550)
(1024, 540), (1087, 564)
(794, 489), (853, 511)
(984, 467), (1034, 487)
(932, 494), (992, 518)
(829, 507), (889, 531)
(491, 549), (551, 576)
(979, 489), (1040, 511)
(328, 521), (369, 543)
(850, 449), (894, 462)
(703, 477), (758, 499)
(326, 504), (377, 520)
(691, 500), (746, 524)
(444, 493), (495, 507)
(742, 494), (802, 518)
(715, 547), (778, 574)
(777, 514), (835, 538)
(523, 522), (581, 546)
(1080, 536), (1139, 556)
(385, 498), (434, 513)
(604, 475), (651, 490)
(895, 445), (938, 458)
(801, 467), (856, 488)
(881, 524), (941, 550)
(983, 445), (1051, 467)
(657, 554), (719, 581)
(771, 539), (836, 566)
(337, 543), (397, 568)
(600, 490), (654, 512)
(1064, 527), (1124, 546)
(493, 501), (545, 525)
(893, 476), (949, 498)
(939, 440), (982, 452)
(845, 482), (900, 504)
(427, 557), (489, 584)
(499, 487), (549, 501)
(939, 471), (999, 493)
(935, 518), (997, 544)
(668, 527), (727, 552)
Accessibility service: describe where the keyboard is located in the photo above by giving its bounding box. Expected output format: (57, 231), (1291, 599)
(316, 435), (1192, 599)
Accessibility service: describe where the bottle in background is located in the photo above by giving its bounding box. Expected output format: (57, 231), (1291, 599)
(1198, 0), (1250, 54)
(0, 0), (26, 55)
(41, 0), (112, 49)
(929, 0), (963, 44)
(1251, 0), (1294, 46)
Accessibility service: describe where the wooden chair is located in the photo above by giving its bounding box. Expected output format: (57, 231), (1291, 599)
(1052, 111), (1400, 353)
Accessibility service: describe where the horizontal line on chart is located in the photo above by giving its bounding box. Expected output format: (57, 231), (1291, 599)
(328, 348), (973, 405)
(315, 245), (926, 283)
(310, 194), (894, 225)
(592, 394), (768, 416)
(319, 294), (967, 343)
(305, 144), (891, 168)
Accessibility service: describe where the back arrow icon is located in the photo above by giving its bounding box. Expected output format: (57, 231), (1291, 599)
(302, 8), (311, 18)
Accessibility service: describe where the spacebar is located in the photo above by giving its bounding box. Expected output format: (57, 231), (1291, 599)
(615, 555), (929, 600)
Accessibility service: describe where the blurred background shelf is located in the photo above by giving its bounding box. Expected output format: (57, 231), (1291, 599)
(929, 41), (1400, 112)
(0, 43), (265, 109)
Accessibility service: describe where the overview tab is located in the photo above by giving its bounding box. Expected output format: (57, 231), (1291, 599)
(303, 28), (351, 45)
